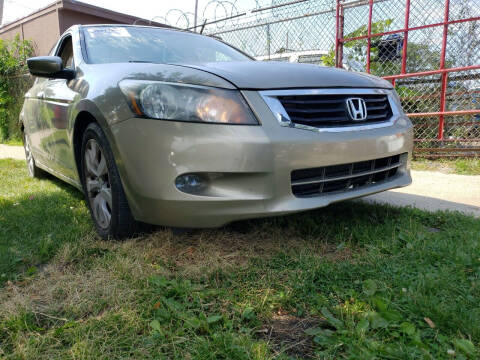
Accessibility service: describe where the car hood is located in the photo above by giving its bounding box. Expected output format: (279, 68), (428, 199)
(173, 61), (393, 90)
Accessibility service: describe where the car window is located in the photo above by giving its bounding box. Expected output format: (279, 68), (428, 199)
(58, 37), (74, 69)
(82, 26), (251, 64)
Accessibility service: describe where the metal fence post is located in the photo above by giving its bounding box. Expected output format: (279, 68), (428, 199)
(366, 0), (374, 73)
(400, 0), (411, 75)
(391, 0), (411, 98)
(438, 0), (451, 140)
(267, 23), (271, 59)
(335, 0), (344, 68)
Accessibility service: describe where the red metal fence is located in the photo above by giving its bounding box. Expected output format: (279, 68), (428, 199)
(335, 0), (480, 157)
(198, 0), (479, 157)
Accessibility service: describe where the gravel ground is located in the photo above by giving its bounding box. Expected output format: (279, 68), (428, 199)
(1, 145), (478, 217)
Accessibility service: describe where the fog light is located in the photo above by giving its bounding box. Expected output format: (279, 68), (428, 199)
(175, 174), (206, 194)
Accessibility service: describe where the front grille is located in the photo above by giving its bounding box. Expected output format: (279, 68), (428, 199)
(291, 153), (405, 197)
(277, 94), (392, 128)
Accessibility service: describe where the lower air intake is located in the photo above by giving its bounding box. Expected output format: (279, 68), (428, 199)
(291, 153), (406, 197)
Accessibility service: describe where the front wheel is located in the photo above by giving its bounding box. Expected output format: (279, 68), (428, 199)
(81, 122), (138, 239)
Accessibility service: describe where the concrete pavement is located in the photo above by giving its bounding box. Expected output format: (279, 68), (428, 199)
(0, 144), (25, 160)
(363, 170), (480, 217)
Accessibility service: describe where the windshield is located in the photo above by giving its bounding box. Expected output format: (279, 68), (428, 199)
(82, 26), (251, 64)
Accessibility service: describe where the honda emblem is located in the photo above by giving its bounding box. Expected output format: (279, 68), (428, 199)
(346, 98), (368, 121)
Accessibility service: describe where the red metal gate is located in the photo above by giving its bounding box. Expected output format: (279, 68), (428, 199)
(335, 0), (480, 157)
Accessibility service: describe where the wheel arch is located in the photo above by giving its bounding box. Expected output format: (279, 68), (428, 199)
(72, 101), (112, 177)
(71, 101), (140, 219)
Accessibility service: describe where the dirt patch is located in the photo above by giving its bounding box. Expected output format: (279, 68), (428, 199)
(0, 225), (356, 326)
(121, 225), (355, 277)
(321, 243), (354, 262)
(0, 250), (142, 323)
(259, 313), (326, 358)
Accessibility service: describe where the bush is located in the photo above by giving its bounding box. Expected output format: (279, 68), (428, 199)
(0, 35), (34, 142)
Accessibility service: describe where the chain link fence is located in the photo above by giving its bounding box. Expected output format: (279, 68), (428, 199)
(338, 0), (480, 157)
(198, 0), (480, 157)
(204, 0), (337, 61)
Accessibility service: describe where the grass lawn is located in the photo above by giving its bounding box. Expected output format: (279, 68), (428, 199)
(412, 158), (480, 175)
(0, 158), (479, 359)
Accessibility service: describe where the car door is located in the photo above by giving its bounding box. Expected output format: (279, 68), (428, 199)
(24, 38), (64, 167)
(42, 34), (78, 177)
(23, 77), (51, 166)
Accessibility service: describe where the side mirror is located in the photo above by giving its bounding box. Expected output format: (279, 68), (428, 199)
(27, 56), (75, 80)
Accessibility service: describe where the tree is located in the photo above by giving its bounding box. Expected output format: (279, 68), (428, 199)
(0, 35), (34, 141)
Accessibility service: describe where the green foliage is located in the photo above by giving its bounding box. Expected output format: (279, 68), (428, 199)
(321, 46), (336, 67)
(0, 35), (34, 142)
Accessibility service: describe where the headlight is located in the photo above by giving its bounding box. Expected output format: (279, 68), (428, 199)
(119, 80), (258, 125)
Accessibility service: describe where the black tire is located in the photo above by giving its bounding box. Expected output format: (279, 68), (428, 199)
(80, 122), (138, 239)
(23, 132), (43, 178)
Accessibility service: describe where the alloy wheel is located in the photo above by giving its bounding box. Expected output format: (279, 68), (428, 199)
(84, 139), (112, 229)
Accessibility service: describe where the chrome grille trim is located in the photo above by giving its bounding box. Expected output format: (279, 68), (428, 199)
(260, 88), (399, 132)
(291, 161), (402, 186)
(291, 153), (407, 197)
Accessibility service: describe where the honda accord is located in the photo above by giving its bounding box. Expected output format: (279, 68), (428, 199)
(21, 25), (413, 239)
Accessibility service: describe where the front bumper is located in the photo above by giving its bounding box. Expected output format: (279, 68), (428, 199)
(110, 90), (413, 227)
